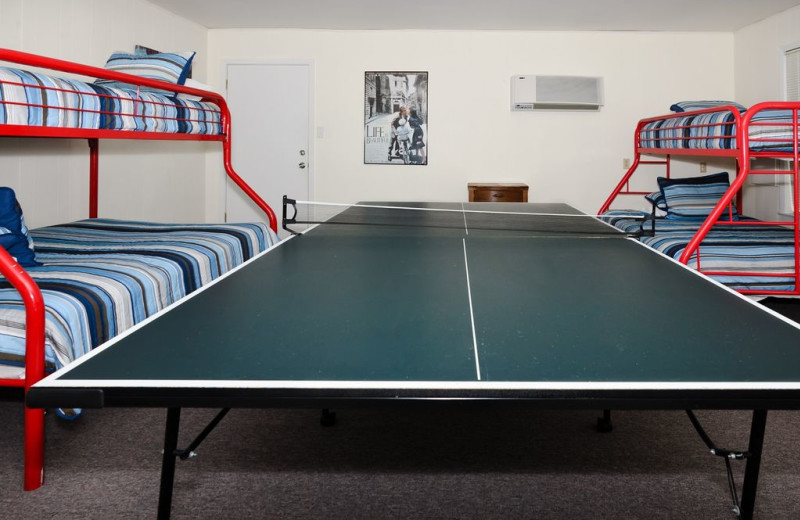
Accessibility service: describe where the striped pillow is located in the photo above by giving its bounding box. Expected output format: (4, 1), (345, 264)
(96, 50), (195, 89)
(657, 172), (739, 221)
(644, 191), (667, 212)
(670, 101), (746, 113)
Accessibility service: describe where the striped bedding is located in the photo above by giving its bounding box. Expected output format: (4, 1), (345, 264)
(602, 211), (796, 291)
(0, 219), (279, 379)
(0, 67), (221, 134)
(639, 106), (797, 152)
(31, 219), (274, 292)
(0, 253), (188, 376)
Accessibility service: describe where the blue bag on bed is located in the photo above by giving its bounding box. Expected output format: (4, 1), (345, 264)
(0, 187), (40, 266)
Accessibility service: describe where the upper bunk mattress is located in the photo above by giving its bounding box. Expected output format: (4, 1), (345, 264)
(638, 108), (797, 153)
(0, 67), (222, 134)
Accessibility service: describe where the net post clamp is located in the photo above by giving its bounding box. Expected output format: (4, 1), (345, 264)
(282, 195), (299, 235)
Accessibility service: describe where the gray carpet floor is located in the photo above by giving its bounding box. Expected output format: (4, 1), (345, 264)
(1, 401), (799, 519)
(2, 299), (800, 519)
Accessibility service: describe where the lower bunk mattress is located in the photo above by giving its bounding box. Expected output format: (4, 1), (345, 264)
(0, 218), (279, 379)
(602, 211), (797, 292)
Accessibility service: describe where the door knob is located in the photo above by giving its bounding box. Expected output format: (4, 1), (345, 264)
(299, 162), (306, 169)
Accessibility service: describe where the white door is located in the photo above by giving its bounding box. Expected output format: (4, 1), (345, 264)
(225, 63), (311, 237)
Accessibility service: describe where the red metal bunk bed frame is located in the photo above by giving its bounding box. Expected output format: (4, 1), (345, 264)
(0, 48), (278, 491)
(599, 102), (800, 296)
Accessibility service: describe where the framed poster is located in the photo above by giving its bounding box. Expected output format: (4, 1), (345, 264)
(364, 71), (428, 165)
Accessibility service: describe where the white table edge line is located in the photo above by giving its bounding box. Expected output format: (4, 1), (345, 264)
(31, 380), (800, 390)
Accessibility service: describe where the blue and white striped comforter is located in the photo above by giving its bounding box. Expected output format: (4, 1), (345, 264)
(0, 219), (279, 377)
(0, 252), (187, 374)
(0, 67), (222, 134)
(638, 107), (797, 152)
(602, 212), (796, 291)
(32, 219), (275, 292)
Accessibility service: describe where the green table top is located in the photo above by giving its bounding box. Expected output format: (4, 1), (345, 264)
(28, 203), (800, 409)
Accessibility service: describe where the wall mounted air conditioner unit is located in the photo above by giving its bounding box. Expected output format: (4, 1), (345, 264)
(511, 75), (604, 111)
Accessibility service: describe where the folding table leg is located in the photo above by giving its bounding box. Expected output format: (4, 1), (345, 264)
(23, 406), (45, 490)
(157, 407), (181, 520)
(596, 409), (613, 432)
(739, 410), (768, 520)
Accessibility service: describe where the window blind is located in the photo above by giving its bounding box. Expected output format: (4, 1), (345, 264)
(787, 46), (800, 101)
(778, 47), (800, 216)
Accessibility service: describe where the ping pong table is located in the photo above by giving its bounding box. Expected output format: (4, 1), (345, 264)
(26, 201), (800, 519)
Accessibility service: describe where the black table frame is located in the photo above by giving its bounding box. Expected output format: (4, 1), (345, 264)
(28, 386), (795, 520)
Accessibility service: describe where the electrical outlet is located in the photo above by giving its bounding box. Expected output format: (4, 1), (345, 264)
(623, 158), (631, 169)
(700, 162), (707, 173)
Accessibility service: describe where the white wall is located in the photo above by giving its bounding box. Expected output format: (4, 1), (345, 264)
(0, 5), (740, 225)
(735, 4), (800, 221)
(0, 0), (209, 227)
(206, 29), (734, 218)
(734, 4), (800, 104)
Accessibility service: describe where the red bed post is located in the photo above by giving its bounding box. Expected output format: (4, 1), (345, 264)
(222, 139), (277, 232)
(88, 139), (98, 219)
(599, 153), (642, 214)
(599, 120), (671, 214)
(0, 247), (46, 490)
(794, 109), (800, 292)
(215, 97), (278, 233)
(599, 121), (646, 214)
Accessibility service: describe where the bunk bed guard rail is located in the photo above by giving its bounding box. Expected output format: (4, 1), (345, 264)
(0, 48), (277, 230)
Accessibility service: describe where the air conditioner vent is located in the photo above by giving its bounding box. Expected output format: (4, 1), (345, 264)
(511, 75), (604, 111)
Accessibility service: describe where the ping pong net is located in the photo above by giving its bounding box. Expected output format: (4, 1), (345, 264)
(282, 197), (646, 237)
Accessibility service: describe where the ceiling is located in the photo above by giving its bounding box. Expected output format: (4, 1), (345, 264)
(147, 0), (800, 32)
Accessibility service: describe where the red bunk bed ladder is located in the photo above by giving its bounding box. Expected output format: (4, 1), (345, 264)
(599, 119), (672, 214)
